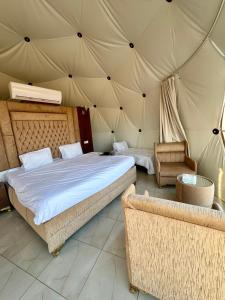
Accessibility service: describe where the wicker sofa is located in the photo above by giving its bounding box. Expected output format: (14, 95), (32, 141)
(154, 141), (197, 187)
(122, 184), (225, 300)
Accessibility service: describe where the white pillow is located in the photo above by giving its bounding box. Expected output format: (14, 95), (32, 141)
(19, 147), (53, 171)
(113, 141), (128, 152)
(59, 142), (83, 159)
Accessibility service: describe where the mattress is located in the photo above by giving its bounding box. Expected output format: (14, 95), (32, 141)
(7, 152), (135, 225)
(115, 148), (155, 175)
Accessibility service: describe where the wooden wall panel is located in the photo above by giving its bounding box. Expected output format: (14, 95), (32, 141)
(0, 128), (9, 170)
(73, 108), (80, 142)
(77, 107), (94, 153)
(0, 101), (19, 169)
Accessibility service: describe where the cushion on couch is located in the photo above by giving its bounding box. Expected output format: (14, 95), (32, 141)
(160, 162), (196, 177)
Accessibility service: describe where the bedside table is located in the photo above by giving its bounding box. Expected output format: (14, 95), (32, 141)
(0, 182), (11, 212)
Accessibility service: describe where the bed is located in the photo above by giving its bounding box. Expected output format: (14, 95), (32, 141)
(0, 101), (136, 255)
(113, 141), (155, 175)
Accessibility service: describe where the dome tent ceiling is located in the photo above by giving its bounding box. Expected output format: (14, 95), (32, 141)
(0, 0), (225, 197)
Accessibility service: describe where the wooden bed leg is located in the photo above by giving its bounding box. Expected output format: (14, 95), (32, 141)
(129, 283), (139, 294)
(51, 243), (64, 257)
(7, 205), (13, 212)
(0, 206), (12, 212)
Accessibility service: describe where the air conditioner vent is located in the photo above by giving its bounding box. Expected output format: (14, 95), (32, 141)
(9, 82), (62, 105)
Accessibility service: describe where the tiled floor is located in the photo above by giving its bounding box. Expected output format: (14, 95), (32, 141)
(0, 170), (175, 300)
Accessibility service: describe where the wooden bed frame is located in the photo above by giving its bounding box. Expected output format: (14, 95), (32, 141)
(0, 101), (136, 255)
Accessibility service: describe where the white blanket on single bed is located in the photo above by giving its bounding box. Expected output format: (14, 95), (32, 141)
(114, 148), (155, 175)
(7, 153), (135, 225)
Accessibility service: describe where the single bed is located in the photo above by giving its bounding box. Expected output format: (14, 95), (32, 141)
(0, 101), (136, 255)
(113, 141), (155, 175)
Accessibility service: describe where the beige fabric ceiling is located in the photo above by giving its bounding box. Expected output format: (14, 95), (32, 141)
(0, 0), (224, 199)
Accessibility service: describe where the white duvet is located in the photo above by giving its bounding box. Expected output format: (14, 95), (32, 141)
(114, 148), (155, 175)
(7, 153), (135, 225)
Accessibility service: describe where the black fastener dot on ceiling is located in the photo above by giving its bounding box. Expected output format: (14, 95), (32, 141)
(212, 128), (219, 135)
(120, 106), (123, 110)
(142, 93), (146, 98)
(139, 129), (142, 132)
(93, 104), (97, 108)
(129, 42), (134, 48)
(107, 76), (111, 80)
(111, 130), (114, 133)
(166, 0), (172, 2)
(77, 32), (82, 38)
(24, 37), (30, 42)
(68, 74), (73, 78)
(28, 82), (32, 85)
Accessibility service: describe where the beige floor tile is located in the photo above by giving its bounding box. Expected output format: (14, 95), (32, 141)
(2, 229), (52, 278)
(0, 256), (34, 300)
(0, 169), (178, 299)
(72, 214), (115, 249)
(20, 280), (65, 300)
(78, 251), (137, 300)
(138, 292), (158, 300)
(0, 211), (29, 254)
(136, 172), (176, 200)
(117, 212), (124, 222)
(98, 196), (122, 220)
(38, 239), (100, 300)
(0, 211), (52, 277)
(103, 221), (125, 258)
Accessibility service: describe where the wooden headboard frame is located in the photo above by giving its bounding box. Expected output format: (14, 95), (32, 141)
(0, 101), (80, 171)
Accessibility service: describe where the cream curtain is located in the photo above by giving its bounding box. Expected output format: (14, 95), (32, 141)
(160, 76), (188, 144)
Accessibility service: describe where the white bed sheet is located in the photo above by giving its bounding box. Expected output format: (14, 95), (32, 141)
(114, 148), (155, 175)
(7, 153), (135, 225)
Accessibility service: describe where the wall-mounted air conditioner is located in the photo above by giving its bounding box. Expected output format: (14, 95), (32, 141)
(9, 82), (62, 105)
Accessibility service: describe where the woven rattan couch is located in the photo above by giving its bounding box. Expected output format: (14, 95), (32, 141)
(122, 184), (225, 300)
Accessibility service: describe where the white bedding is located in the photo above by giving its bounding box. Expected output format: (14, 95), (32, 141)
(7, 153), (135, 225)
(114, 148), (155, 175)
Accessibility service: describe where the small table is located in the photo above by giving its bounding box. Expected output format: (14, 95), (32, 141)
(176, 174), (215, 208)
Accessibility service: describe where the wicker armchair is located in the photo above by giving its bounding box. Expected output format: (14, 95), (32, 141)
(154, 141), (197, 187)
(122, 185), (225, 300)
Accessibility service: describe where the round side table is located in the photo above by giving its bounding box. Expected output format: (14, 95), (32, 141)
(176, 174), (215, 208)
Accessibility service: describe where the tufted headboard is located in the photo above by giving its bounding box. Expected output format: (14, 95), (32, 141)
(0, 101), (80, 171)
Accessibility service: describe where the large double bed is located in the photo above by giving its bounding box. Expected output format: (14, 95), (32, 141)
(0, 101), (136, 255)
